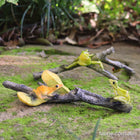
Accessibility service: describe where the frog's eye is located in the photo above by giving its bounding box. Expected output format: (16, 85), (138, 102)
(55, 85), (59, 88)
(113, 81), (115, 85)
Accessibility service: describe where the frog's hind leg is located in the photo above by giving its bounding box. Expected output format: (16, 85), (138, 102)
(91, 61), (104, 70)
(114, 96), (129, 104)
(65, 62), (79, 69)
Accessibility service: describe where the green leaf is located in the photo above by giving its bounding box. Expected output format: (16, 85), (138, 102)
(0, 0), (19, 7)
(7, 0), (18, 5)
(0, 0), (5, 7)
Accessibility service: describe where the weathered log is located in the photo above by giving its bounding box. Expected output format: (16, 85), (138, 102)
(2, 81), (132, 113)
(33, 47), (134, 80)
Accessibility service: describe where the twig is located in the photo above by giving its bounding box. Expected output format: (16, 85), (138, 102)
(2, 81), (132, 113)
(87, 65), (118, 80)
(97, 47), (135, 75)
(3, 81), (33, 94)
(33, 65), (79, 80)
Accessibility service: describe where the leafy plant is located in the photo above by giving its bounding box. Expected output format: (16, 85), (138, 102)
(0, 0), (18, 7)
(0, 0), (139, 43)
(0, 0), (82, 38)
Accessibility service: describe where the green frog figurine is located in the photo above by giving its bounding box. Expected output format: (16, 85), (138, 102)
(65, 50), (104, 70)
(109, 79), (131, 104)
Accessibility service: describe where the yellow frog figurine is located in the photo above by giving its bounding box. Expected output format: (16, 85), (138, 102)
(109, 79), (130, 104)
(65, 50), (104, 70)
(33, 84), (63, 100)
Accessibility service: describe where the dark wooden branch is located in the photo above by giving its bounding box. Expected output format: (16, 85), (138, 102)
(3, 81), (33, 94)
(3, 81), (132, 113)
(74, 88), (132, 113)
(33, 47), (134, 80)
(87, 65), (118, 80)
(97, 47), (135, 75)
(33, 65), (79, 80)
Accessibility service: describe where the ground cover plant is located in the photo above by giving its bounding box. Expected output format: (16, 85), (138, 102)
(0, 45), (140, 139)
(0, 0), (140, 139)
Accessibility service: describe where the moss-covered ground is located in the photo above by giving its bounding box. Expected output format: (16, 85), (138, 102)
(0, 45), (140, 140)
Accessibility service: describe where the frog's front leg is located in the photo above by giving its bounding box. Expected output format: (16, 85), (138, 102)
(36, 93), (44, 100)
(65, 61), (79, 69)
(91, 61), (104, 70)
(114, 89), (118, 96)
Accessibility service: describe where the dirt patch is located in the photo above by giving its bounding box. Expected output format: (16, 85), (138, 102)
(59, 66), (101, 81)
(0, 100), (53, 122)
(0, 55), (42, 76)
(0, 55), (42, 65)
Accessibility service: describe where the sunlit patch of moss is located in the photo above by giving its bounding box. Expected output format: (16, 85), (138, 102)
(44, 49), (73, 55)
(62, 77), (112, 97)
(1, 45), (73, 56)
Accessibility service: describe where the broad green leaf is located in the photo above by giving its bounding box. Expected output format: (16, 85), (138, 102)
(0, 0), (5, 7)
(7, 0), (18, 5)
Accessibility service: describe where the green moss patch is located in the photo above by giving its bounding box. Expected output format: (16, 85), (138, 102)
(0, 46), (140, 139)
(1, 45), (73, 56)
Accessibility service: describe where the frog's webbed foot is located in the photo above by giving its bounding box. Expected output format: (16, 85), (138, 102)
(114, 96), (130, 104)
(91, 61), (104, 70)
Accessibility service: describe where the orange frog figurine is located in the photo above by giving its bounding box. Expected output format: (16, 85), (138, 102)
(33, 84), (63, 100)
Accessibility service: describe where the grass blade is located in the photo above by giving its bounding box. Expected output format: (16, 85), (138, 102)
(92, 117), (101, 140)
(20, 4), (32, 38)
(46, 2), (51, 36)
(61, 5), (74, 21)
(51, 11), (55, 29)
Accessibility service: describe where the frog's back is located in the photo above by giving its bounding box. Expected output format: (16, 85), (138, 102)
(118, 87), (130, 101)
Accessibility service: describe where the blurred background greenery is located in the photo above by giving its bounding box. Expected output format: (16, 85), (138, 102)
(0, 0), (139, 45)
